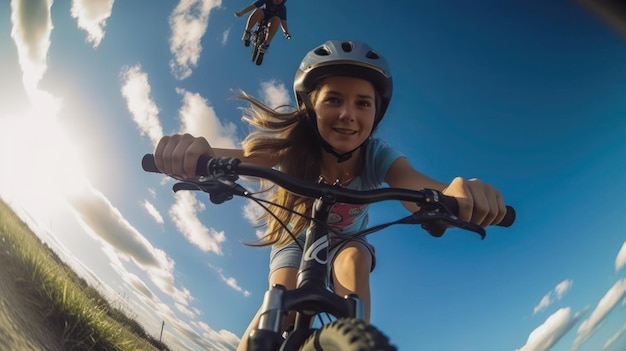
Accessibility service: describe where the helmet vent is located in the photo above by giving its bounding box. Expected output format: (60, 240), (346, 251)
(366, 50), (380, 60)
(314, 46), (330, 56)
(341, 41), (354, 52)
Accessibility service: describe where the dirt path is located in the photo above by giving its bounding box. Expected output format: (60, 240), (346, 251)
(0, 254), (64, 351)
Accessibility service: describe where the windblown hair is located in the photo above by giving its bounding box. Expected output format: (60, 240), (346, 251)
(238, 90), (322, 247)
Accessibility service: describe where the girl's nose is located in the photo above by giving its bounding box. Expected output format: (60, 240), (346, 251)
(338, 105), (355, 122)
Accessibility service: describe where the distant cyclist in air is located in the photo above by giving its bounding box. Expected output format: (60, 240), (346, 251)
(234, 0), (291, 53)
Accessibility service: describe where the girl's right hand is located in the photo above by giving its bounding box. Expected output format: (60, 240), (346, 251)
(442, 176), (506, 227)
(154, 133), (214, 178)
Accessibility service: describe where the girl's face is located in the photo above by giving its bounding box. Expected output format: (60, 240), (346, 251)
(313, 76), (376, 154)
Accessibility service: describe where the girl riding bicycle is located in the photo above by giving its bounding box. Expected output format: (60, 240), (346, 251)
(153, 40), (507, 351)
(234, 0), (290, 53)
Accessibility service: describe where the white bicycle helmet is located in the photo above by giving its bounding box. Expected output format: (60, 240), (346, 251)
(293, 40), (393, 125)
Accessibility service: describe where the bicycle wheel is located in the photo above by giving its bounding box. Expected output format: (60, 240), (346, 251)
(251, 25), (266, 64)
(251, 35), (259, 62)
(255, 52), (265, 65)
(299, 318), (396, 351)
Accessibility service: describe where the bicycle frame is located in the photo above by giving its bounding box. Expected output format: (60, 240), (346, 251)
(249, 194), (365, 350)
(141, 154), (515, 351)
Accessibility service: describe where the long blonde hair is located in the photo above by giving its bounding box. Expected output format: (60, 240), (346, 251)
(238, 90), (322, 247)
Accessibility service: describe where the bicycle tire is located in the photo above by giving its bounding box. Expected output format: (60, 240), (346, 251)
(251, 25), (267, 64)
(298, 318), (396, 351)
(251, 31), (260, 62)
(251, 44), (259, 62)
(255, 52), (265, 65)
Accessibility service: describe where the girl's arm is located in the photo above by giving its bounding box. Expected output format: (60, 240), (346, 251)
(212, 147), (277, 167)
(234, 3), (257, 17)
(385, 157), (505, 226)
(384, 157), (446, 213)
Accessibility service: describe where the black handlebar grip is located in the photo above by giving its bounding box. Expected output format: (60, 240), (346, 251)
(441, 194), (515, 227)
(142, 154), (160, 173)
(141, 153), (214, 176)
(500, 206), (516, 227)
(196, 155), (214, 176)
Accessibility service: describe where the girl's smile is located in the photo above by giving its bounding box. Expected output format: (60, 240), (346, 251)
(314, 76), (376, 154)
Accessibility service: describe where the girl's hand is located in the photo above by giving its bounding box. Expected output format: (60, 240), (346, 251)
(442, 177), (506, 227)
(154, 133), (214, 179)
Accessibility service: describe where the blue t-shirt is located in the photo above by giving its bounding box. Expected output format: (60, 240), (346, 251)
(325, 138), (404, 236)
(254, 0), (287, 20)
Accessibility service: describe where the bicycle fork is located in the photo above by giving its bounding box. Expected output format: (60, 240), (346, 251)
(248, 286), (287, 351)
(248, 285), (365, 351)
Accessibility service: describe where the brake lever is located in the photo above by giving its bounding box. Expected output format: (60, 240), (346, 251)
(171, 177), (248, 204)
(408, 210), (486, 239)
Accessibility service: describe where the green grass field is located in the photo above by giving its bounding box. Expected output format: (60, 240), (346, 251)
(0, 198), (172, 351)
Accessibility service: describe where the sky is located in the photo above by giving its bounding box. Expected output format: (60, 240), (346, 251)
(1, 1), (625, 350)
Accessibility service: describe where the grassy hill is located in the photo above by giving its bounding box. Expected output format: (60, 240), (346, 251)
(0, 198), (172, 351)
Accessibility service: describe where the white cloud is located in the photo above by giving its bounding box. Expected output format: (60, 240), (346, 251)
(604, 323), (626, 350)
(533, 279), (573, 315)
(10, 0), (53, 96)
(616, 241), (626, 272)
(243, 201), (267, 239)
(143, 199), (164, 225)
(169, 191), (227, 254)
(126, 279), (236, 351)
(221, 27), (230, 45)
(243, 200), (264, 225)
(554, 279), (573, 299)
(127, 272), (155, 300)
(209, 264), (251, 297)
(177, 88), (239, 148)
(573, 278), (626, 350)
(67, 183), (194, 306)
(169, 0), (222, 80)
(70, 0), (114, 47)
(196, 321), (240, 351)
(121, 65), (164, 147)
(69, 187), (172, 270)
(175, 302), (197, 319)
(260, 80), (292, 109)
(534, 295), (552, 315)
(516, 307), (586, 351)
(174, 317), (239, 351)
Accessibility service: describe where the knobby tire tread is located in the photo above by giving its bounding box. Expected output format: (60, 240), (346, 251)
(298, 318), (396, 351)
(255, 53), (265, 65)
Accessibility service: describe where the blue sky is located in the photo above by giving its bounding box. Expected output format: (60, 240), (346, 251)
(1, 1), (625, 350)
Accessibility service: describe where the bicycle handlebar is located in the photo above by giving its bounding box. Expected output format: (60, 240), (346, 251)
(142, 154), (515, 228)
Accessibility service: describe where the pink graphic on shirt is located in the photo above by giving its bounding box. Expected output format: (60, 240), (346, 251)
(328, 202), (367, 230)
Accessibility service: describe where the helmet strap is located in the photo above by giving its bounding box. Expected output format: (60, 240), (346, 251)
(298, 92), (368, 163)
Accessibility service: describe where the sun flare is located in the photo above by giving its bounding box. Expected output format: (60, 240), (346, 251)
(0, 91), (88, 224)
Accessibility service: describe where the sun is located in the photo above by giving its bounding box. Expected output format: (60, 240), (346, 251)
(0, 90), (89, 226)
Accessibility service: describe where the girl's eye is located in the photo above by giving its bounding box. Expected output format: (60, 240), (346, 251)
(324, 97), (340, 104)
(358, 100), (372, 108)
